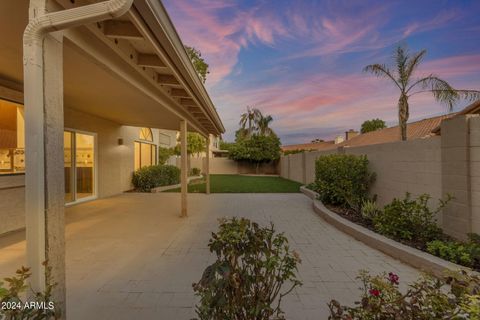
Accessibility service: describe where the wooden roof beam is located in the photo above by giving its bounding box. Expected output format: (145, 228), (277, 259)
(157, 74), (179, 85)
(137, 54), (166, 68)
(170, 88), (189, 97)
(104, 21), (143, 40)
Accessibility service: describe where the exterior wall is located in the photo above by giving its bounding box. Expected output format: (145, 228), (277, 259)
(470, 117), (480, 234)
(65, 108), (147, 198)
(174, 157), (277, 175)
(345, 138), (442, 208)
(0, 174), (25, 234)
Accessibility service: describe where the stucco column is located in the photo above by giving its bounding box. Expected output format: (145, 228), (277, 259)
(24, 0), (66, 314)
(206, 135), (210, 194)
(180, 120), (188, 217)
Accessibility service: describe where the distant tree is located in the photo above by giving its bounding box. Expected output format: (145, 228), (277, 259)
(158, 146), (173, 165)
(257, 114), (275, 136)
(219, 141), (235, 152)
(174, 132), (206, 156)
(235, 128), (249, 142)
(364, 45), (480, 140)
(228, 135), (281, 173)
(311, 139), (325, 143)
(239, 106), (262, 138)
(185, 46), (209, 83)
(361, 118), (387, 133)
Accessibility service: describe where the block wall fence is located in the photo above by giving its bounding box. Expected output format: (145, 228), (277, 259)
(280, 114), (480, 240)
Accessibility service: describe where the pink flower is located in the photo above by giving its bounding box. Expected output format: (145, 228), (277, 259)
(388, 272), (399, 285)
(369, 288), (381, 297)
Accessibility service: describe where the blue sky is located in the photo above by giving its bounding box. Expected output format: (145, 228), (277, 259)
(163, 0), (480, 144)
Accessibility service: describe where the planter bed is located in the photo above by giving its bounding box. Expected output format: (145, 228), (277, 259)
(300, 186), (479, 276)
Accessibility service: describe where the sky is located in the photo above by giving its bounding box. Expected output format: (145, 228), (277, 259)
(163, 0), (480, 145)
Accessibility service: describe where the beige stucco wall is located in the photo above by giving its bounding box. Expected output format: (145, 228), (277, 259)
(65, 108), (153, 198)
(470, 117), (480, 234)
(0, 174), (25, 234)
(288, 153), (304, 183)
(345, 137), (442, 208)
(175, 157), (240, 174)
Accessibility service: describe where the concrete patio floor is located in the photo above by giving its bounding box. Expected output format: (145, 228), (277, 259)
(0, 193), (419, 319)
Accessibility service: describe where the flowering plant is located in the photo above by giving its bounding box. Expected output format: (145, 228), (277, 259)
(328, 270), (480, 320)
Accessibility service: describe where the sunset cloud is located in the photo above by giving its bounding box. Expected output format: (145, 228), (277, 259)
(163, 0), (480, 144)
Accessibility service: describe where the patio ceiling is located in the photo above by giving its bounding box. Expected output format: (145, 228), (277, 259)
(0, 0), (224, 136)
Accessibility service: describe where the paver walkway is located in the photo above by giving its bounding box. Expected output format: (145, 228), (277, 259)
(0, 193), (419, 319)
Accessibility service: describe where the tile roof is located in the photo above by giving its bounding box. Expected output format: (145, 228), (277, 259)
(333, 114), (454, 149)
(281, 141), (335, 151)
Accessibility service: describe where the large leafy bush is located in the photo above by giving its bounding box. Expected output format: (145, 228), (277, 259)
(132, 164), (180, 192)
(157, 146), (173, 165)
(314, 154), (375, 209)
(193, 218), (302, 320)
(228, 135), (281, 164)
(372, 193), (450, 246)
(329, 270), (480, 320)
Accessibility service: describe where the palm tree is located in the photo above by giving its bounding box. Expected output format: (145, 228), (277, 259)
(239, 106), (261, 137)
(257, 114), (274, 136)
(364, 46), (480, 140)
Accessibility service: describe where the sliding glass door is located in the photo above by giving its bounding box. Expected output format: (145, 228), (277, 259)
(64, 130), (96, 204)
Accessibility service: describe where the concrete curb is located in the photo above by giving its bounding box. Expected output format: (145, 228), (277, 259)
(151, 175), (203, 193)
(300, 186), (477, 277)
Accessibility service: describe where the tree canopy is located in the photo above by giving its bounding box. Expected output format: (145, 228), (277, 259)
(185, 46), (209, 83)
(361, 118), (387, 133)
(174, 132), (206, 156)
(228, 134), (281, 164)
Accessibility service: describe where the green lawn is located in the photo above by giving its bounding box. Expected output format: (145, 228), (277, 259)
(164, 174), (302, 193)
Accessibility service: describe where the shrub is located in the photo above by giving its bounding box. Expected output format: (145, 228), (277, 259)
(314, 154), (375, 210)
(189, 167), (201, 176)
(360, 199), (381, 221)
(193, 217), (302, 320)
(132, 165), (180, 192)
(158, 146), (173, 165)
(328, 270), (480, 320)
(427, 233), (480, 269)
(372, 193), (451, 246)
(0, 263), (59, 319)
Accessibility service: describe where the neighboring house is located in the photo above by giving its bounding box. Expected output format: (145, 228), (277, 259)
(333, 114), (454, 149)
(0, 0), (225, 308)
(281, 140), (335, 152)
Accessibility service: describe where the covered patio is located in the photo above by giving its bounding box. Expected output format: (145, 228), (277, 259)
(0, 193), (419, 319)
(0, 0), (224, 315)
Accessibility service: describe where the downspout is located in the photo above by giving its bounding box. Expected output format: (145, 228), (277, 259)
(23, 0), (133, 293)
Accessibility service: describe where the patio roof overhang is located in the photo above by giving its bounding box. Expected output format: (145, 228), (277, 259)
(0, 0), (225, 137)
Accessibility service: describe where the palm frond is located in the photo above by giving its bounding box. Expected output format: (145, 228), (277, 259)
(408, 76), (480, 111)
(405, 49), (427, 82)
(395, 46), (409, 87)
(364, 64), (401, 90)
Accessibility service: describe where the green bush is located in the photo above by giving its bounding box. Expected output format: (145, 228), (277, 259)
(189, 167), (201, 176)
(314, 154), (375, 209)
(0, 263), (59, 319)
(132, 165), (180, 192)
(427, 233), (480, 269)
(193, 217), (302, 320)
(372, 193), (450, 245)
(329, 270), (480, 319)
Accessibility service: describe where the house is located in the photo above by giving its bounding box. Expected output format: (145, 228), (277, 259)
(330, 114), (454, 149)
(281, 140), (335, 153)
(0, 0), (224, 313)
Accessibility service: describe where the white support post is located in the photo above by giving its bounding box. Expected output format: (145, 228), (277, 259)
(180, 120), (188, 217)
(206, 135), (210, 195)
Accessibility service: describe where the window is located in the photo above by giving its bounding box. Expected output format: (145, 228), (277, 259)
(134, 128), (157, 171)
(0, 99), (24, 174)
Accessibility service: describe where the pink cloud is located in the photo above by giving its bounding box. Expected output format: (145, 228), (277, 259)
(418, 54), (480, 81)
(402, 10), (460, 37)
